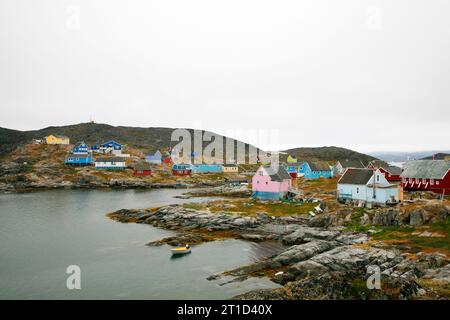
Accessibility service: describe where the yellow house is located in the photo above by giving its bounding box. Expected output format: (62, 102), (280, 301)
(222, 164), (239, 173)
(45, 134), (70, 145)
(287, 154), (297, 163)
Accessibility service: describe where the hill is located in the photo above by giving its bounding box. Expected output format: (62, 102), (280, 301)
(420, 153), (450, 160)
(0, 123), (262, 158)
(0, 123), (378, 165)
(282, 146), (377, 164)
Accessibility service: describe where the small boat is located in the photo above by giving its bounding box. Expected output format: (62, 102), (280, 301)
(170, 245), (191, 256)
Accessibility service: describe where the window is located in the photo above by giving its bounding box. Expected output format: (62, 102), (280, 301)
(356, 187), (359, 193)
(430, 179), (434, 185)
(265, 182), (268, 185)
(259, 171), (263, 176)
(422, 178), (426, 183)
(376, 175), (380, 182)
(415, 178), (420, 183)
(436, 180), (440, 185)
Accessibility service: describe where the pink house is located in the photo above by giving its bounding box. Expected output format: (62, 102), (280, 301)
(252, 165), (292, 200)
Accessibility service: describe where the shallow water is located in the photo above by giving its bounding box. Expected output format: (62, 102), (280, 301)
(0, 189), (281, 299)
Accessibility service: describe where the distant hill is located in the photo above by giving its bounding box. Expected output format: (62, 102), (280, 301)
(420, 153), (450, 160)
(369, 151), (450, 162)
(282, 146), (377, 164)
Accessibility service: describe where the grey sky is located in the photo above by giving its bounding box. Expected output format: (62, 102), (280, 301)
(0, 0), (449, 152)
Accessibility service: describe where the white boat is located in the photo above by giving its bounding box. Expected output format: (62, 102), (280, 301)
(170, 245), (191, 255)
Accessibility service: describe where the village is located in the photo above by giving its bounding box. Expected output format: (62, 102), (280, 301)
(41, 133), (449, 210)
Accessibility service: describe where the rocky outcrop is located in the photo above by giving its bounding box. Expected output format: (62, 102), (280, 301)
(234, 270), (422, 300)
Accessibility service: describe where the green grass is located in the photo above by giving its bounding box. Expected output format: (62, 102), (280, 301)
(182, 198), (316, 216)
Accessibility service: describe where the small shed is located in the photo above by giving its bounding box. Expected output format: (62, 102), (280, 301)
(133, 162), (152, 176)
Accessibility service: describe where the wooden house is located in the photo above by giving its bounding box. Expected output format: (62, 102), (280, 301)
(191, 164), (222, 174)
(286, 155), (297, 163)
(145, 150), (162, 165)
(45, 135), (70, 145)
(99, 140), (123, 155)
(94, 157), (126, 170)
(337, 168), (400, 206)
(252, 165), (292, 200)
(222, 164), (239, 173)
(333, 159), (368, 176)
(367, 160), (402, 181)
(65, 153), (92, 166)
(401, 160), (450, 195)
(172, 164), (192, 176)
(302, 161), (333, 179)
(132, 162), (152, 176)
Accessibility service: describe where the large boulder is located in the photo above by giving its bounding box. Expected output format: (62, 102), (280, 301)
(409, 210), (424, 226)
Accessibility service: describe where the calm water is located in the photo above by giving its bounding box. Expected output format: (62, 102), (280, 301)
(0, 189), (281, 299)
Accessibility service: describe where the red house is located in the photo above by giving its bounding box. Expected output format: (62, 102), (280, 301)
(132, 163), (152, 176)
(401, 160), (450, 195)
(172, 164), (192, 176)
(367, 160), (402, 182)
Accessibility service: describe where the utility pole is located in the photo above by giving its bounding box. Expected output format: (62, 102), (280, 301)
(372, 168), (376, 199)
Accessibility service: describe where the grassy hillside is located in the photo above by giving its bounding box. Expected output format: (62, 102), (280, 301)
(0, 123), (261, 158)
(282, 146), (377, 164)
(0, 123), (378, 164)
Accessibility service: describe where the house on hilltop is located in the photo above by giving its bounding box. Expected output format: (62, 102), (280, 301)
(145, 150), (162, 165)
(94, 157), (126, 170)
(45, 135), (70, 145)
(132, 162), (152, 176)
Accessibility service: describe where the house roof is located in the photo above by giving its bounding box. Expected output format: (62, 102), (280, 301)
(382, 165), (402, 175)
(223, 164), (238, 167)
(309, 161), (331, 171)
(401, 160), (450, 179)
(46, 134), (69, 139)
(100, 140), (122, 147)
(338, 168), (374, 185)
(339, 159), (366, 169)
(95, 157), (125, 162)
(263, 165), (292, 181)
(133, 162), (152, 171)
(369, 160), (389, 168)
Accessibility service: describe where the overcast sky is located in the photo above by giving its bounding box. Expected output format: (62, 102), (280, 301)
(0, 0), (449, 152)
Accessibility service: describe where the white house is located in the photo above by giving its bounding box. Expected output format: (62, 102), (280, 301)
(337, 168), (399, 206)
(94, 157), (126, 170)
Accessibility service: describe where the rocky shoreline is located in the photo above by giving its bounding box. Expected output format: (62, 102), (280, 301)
(107, 205), (450, 300)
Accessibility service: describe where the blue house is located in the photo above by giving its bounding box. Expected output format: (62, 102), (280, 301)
(65, 141), (92, 166)
(99, 140), (122, 154)
(191, 164), (222, 173)
(73, 141), (89, 154)
(145, 150), (162, 165)
(65, 153), (92, 166)
(302, 161), (333, 179)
